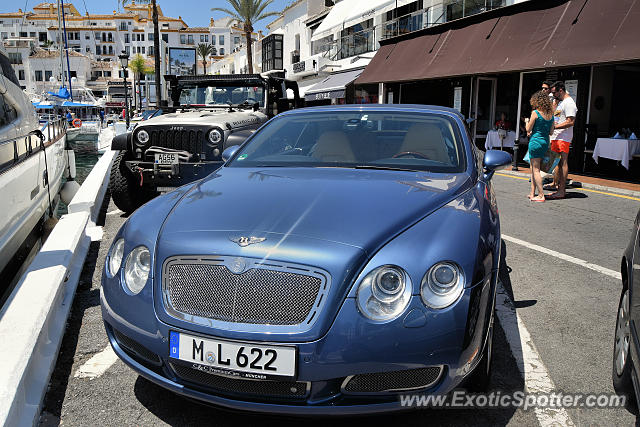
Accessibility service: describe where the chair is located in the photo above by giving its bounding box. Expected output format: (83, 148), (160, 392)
(398, 123), (449, 163)
(311, 131), (356, 162)
(582, 123), (598, 172)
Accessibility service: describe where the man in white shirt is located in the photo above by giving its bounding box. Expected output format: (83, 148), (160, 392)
(546, 81), (577, 199)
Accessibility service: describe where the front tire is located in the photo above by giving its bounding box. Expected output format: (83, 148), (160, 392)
(612, 287), (638, 415)
(109, 151), (155, 214)
(466, 309), (494, 392)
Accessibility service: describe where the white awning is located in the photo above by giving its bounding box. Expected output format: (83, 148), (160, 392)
(311, 0), (414, 41)
(304, 69), (363, 101)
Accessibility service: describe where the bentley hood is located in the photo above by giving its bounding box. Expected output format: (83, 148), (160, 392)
(153, 167), (474, 342)
(158, 167), (473, 255)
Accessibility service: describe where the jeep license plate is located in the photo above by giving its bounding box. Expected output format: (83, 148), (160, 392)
(155, 153), (179, 165)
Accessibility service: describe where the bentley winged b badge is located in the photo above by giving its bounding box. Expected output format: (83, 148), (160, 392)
(230, 236), (266, 247)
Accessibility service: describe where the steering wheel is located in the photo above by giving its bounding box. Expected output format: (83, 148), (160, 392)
(392, 151), (430, 159)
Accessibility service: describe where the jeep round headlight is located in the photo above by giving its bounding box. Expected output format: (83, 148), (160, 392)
(123, 246), (151, 294)
(136, 129), (149, 145)
(208, 129), (223, 144)
(420, 262), (464, 309)
(107, 238), (124, 277)
(356, 265), (411, 321)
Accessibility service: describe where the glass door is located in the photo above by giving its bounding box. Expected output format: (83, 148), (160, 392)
(472, 77), (497, 144)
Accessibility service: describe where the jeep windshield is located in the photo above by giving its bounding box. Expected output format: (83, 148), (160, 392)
(178, 84), (266, 108)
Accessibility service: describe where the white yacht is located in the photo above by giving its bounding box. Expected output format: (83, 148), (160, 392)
(0, 45), (75, 288)
(35, 79), (105, 152)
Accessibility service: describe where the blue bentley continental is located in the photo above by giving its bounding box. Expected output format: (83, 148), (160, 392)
(101, 104), (512, 414)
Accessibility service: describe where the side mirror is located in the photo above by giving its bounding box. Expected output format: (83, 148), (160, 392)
(222, 145), (240, 162)
(482, 150), (512, 180)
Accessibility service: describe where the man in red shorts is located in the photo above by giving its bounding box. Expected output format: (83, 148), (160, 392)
(546, 81), (577, 199)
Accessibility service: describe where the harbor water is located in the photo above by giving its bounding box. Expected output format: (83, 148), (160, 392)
(57, 145), (101, 217)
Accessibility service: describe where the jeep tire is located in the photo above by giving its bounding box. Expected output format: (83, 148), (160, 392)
(109, 151), (155, 214)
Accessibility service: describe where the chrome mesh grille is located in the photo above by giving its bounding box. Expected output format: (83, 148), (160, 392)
(343, 367), (443, 393)
(163, 258), (327, 326)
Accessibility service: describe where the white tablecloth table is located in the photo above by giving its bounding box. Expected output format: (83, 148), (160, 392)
(592, 138), (640, 170)
(485, 130), (516, 150)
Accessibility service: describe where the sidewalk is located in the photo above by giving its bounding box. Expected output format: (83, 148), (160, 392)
(499, 166), (640, 198)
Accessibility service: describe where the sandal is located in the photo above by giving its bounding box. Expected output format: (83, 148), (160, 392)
(531, 196), (545, 203)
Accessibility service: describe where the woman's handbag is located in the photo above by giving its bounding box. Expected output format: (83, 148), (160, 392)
(524, 146), (561, 174)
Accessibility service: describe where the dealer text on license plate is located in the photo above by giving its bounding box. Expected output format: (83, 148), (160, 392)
(169, 331), (296, 379)
(155, 153), (179, 164)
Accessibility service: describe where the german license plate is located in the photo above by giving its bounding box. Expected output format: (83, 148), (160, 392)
(154, 153), (179, 164)
(169, 331), (296, 379)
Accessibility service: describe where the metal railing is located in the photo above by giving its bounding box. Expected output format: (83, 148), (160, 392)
(41, 116), (68, 144)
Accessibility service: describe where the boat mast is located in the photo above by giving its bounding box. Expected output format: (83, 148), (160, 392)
(56, 0), (66, 94)
(60, 0), (73, 101)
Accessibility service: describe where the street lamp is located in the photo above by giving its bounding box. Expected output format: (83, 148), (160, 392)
(118, 51), (130, 128)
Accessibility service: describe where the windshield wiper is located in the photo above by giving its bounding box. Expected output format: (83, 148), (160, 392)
(353, 165), (419, 172)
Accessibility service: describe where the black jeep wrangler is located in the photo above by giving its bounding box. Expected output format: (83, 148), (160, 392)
(109, 73), (302, 213)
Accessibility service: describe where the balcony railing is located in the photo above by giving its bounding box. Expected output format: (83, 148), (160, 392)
(311, 0), (508, 62)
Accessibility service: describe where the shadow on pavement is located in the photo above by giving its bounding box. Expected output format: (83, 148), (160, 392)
(39, 193), (110, 424)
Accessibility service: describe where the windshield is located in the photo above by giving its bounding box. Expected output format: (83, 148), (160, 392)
(228, 111), (466, 173)
(178, 84), (265, 107)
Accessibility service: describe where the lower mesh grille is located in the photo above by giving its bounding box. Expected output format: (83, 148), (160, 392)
(113, 329), (161, 365)
(343, 367), (443, 393)
(171, 363), (309, 400)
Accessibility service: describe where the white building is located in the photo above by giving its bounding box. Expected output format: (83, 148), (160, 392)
(257, 0), (529, 105)
(210, 30), (264, 75)
(0, 1), (250, 103)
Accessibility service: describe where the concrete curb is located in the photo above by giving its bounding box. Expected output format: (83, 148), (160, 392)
(68, 150), (115, 224)
(0, 150), (115, 427)
(498, 169), (640, 199)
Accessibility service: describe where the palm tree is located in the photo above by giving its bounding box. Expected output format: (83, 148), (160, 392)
(121, 0), (161, 106)
(196, 43), (215, 74)
(211, 0), (280, 74)
(129, 54), (147, 112)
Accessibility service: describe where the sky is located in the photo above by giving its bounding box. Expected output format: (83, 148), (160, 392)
(1, 0), (293, 32)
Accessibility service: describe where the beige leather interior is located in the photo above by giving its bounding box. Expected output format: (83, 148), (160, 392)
(312, 131), (356, 162)
(399, 123), (450, 163)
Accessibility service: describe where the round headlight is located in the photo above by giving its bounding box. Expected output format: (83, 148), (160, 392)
(136, 129), (149, 145)
(356, 265), (411, 321)
(123, 246), (151, 294)
(107, 238), (124, 277)
(420, 262), (464, 309)
(208, 129), (223, 144)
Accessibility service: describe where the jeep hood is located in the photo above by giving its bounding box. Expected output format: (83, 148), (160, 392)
(140, 110), (267, 128)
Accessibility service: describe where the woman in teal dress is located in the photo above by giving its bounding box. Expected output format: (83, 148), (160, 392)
(525, 90), (555, 202)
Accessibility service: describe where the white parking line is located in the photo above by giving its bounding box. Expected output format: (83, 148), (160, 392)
(496, 283), (575, 427)
(74, 345), (118, 379)
(106, 209), (123, 216)
(502, 234), (621, 280)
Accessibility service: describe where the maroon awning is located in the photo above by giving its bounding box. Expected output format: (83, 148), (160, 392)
(356, 0), (640, 84)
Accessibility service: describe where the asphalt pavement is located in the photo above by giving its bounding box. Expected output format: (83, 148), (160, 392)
(39, 173), (640, 426)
